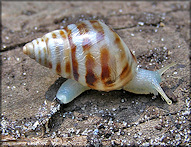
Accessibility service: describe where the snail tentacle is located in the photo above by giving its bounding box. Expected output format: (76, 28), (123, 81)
(152, 80), (172, 105)
(157, 62), (176, 76)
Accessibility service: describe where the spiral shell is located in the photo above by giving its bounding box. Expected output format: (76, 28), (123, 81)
(23, 20), (137, 91)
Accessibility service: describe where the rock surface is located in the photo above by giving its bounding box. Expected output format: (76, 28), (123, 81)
(1, 1), (190, 146)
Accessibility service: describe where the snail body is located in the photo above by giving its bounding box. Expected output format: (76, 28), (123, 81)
(23, 20), (175, 105)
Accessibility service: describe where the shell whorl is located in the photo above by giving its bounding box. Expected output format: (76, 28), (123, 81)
(23, 20), (137, 91)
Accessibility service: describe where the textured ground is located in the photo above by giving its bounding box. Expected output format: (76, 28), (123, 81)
(1, 1), (190, 146)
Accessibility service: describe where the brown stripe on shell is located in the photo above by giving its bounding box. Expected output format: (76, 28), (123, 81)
(38, 49), (41, 64)
(25, 42), (35, 57)
(48, 62), (52, 69)
(52, 32), (57, 38)
(59, 30), (66, 39)
(65, 61), (71, 74)
(120, 63), (131, 81)
(77, 22), (89, 35)
(56, 62), (61, 74)
(65, 27), (79, 81)
(32, 42), (36, 60)
(44, 38), (52, 69)
(63, 28), (72, 77)
(100, 46), (112, 85)
(43, 47), (48, 67)
(76, 22), (92, 52)
(90, 20), (105, 43)
(45, 38), (50, 56)
(63, 48), (71, 77)
(71, 46), (79, 81)
(77, 22), (92, 52)
(85, 53), (97, 87)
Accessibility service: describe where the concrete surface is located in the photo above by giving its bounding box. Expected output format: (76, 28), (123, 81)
(1, 1), (190, 146)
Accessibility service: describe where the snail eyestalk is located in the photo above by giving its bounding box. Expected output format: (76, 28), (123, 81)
(152, 81), (172, 105)
(154, 62), (176, 105)
(157, 62), (176, 75)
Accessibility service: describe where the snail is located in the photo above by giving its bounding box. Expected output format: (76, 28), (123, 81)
(23, 20), (175, 105)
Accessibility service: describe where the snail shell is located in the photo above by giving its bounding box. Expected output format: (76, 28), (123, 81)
(23, 20), (137, 91)
(23, 20), (175, 105)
